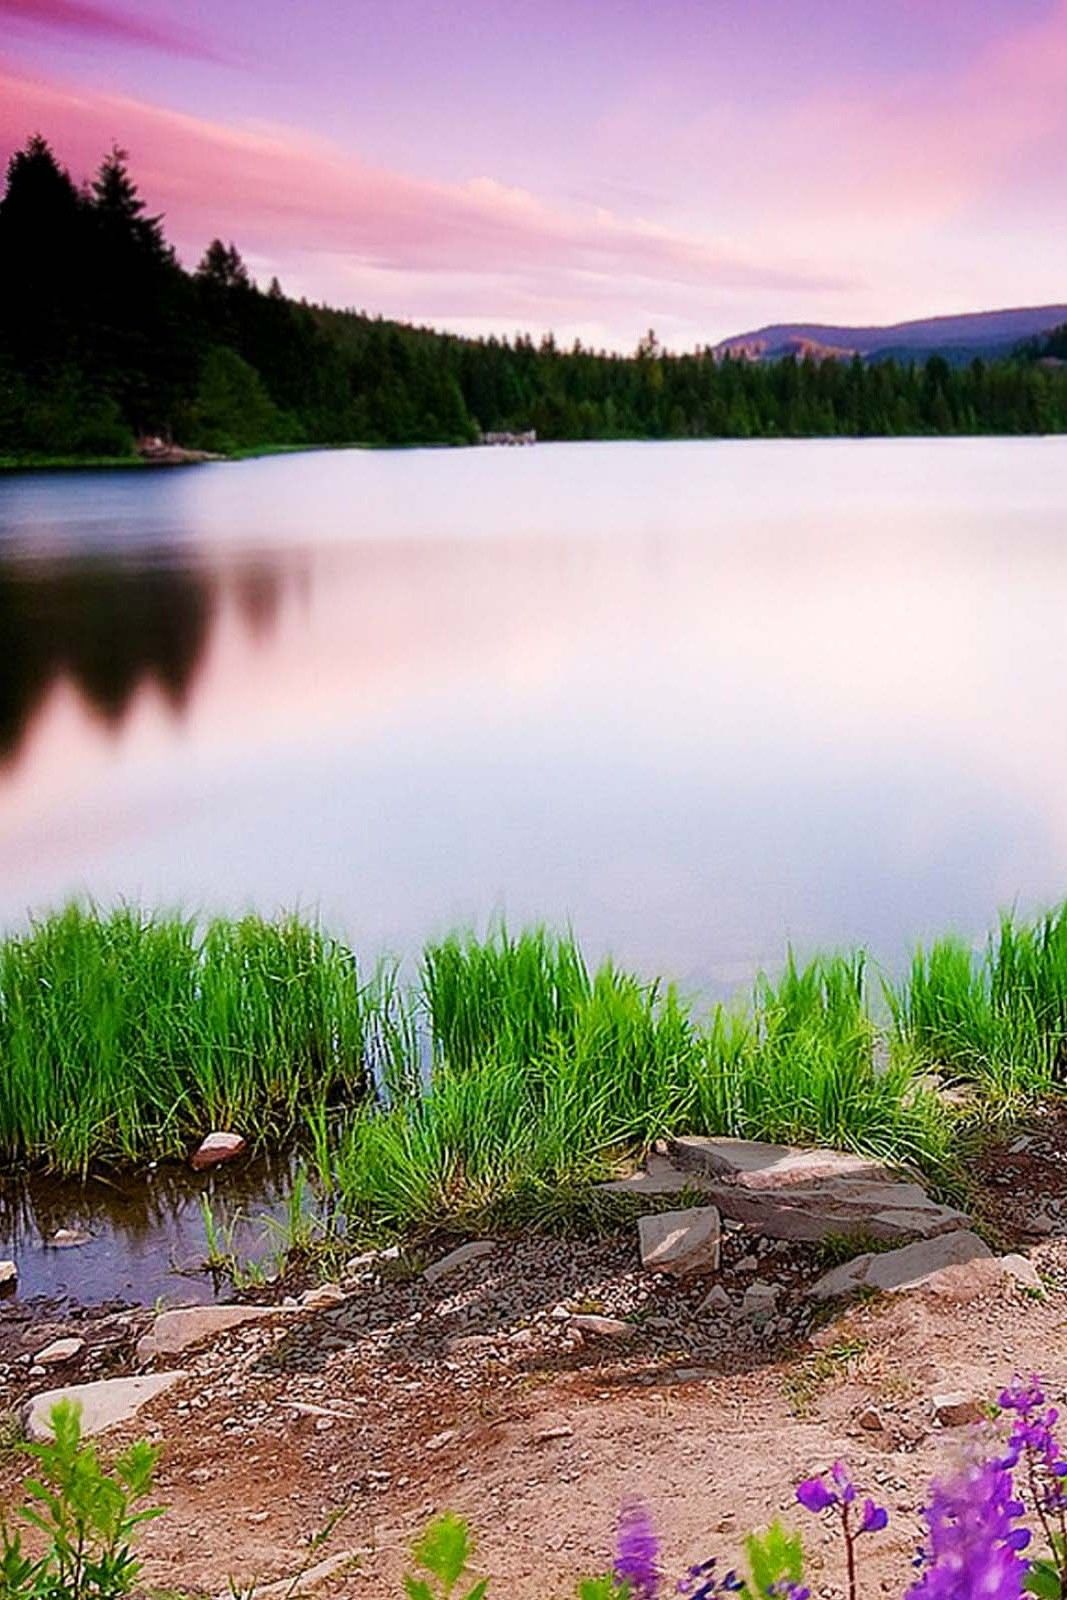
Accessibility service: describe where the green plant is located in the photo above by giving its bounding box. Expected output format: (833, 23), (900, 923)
(403, 1514), (486, 1600)
(0, 1400), (163, 1600)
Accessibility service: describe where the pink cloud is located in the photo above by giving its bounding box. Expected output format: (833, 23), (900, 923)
(0, 62), (847, 319)
(0, 0), (219, 58)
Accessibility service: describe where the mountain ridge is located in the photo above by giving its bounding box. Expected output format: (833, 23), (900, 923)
(711, 304), (1067, 363)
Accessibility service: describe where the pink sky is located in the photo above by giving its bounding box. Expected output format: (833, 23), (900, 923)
(3, 0), (1067, 349)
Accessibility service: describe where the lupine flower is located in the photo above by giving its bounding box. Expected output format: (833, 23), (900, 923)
(675, 1557), (743, 1599)
(999, 1373), (1067, 1515)
(615, 1504), (661, 1599)
(860, 1498), (889, 1534)
(906, 1455), (1031, 1600)
(795, 1462), (885, 1534)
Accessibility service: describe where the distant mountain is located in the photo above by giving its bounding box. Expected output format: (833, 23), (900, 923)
(711, 305), (1067, 365)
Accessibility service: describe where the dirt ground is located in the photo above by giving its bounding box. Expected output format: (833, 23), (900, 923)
(3, 1120), (1067, 1599)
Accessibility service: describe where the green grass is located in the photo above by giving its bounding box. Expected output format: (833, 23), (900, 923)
(0, 906), (371, 1172)
(0, 453), (146, 472)
(10, 902), (1067, 1222)
(328, 931), (955, 1236)
(890, 906), (1067, 1110)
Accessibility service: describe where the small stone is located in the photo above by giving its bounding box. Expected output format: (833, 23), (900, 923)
(1029, 1211), (1056, 1235)
(423, 1241), (496, 1285)
(741, 1282), (780, 1321)
(735, 1255), (759, 1272)
(49, 1229), (91, 1249)
(638, 1206), (722, 1276)
(550, 1304), (571, 1321)
(1001, 1254), (1043, 1292)
(425, 1429), (457, 1452)
(0, 1261), (17, 1286)
(190, 1131), (246, 1171)
(699, 1285), (732, 1313)
(35, 1338), (84, 1367)
(932, 1392), (984, 1428)
(300, 1283), (346, 1310)
(248, 1511), (270, 1524)
(533, 1425), (573, 1443)
(857, 1404), (884, 1432)
(569, 1314), (634, 1340)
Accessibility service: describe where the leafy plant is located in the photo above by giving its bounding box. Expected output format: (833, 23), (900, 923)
(403, 1514), (487, 1600)
(0, 1400), (163, 1600)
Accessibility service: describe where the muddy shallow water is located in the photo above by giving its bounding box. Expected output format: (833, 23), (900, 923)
(0, 1152), (298, 1306)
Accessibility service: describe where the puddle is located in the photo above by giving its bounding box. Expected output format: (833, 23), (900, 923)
(0, 1151), (301, 1307)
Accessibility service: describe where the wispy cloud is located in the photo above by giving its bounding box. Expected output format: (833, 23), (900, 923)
(0, 0), (221, 60)
(0, 64), (848, 338)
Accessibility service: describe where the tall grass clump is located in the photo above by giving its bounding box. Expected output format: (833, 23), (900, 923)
(690, 953), (953, 1174)
(892, 905), (1067, 1108)
(0, 905), (371, 1172)
(330, 935), (952, 1235)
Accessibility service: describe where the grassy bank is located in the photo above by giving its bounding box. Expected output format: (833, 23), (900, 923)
(4, 905), (1067, 1219)
(0, 907), (371, 1172)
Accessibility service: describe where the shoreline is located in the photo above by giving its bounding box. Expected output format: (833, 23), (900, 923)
(4, 429), (1067, 475)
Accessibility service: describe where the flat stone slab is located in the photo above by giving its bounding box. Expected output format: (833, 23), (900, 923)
(638, 1206), (721, 1275)
(604, 1148), (969, 1243)
(667, 1136), (893, 1190)
(137, 1304), (289, 1362)
(424, 1240), (496, 1285)
(809, 1229), (995, 1301)
(24, 1372), (187, 1440)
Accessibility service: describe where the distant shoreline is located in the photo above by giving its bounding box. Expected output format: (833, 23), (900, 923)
(3, 430), (1067, 476)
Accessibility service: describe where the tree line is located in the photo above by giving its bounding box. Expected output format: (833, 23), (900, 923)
(3, 134), (1067, 459)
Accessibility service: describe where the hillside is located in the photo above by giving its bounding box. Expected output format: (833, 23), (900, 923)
(712, 304), (1067, 364)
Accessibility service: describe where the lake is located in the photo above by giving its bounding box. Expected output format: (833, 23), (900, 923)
(3, 436), (1067, 994)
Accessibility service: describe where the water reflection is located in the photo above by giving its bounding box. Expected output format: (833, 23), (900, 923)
(2, 440), (1067, 992)
(0, 1151), (299, 1305)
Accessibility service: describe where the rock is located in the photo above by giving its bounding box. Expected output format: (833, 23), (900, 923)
(423, 1240), (495, 1285)
(638, 1207), (722, 1275)
(0, 1261), (16, 1286)
(604, 1135), (970, 1245)
(741, 1282), (780, 1321)
(425, 1429), (457, 1452)
(24, 1372), (187, 1441)
(735, 1255), (759, 1272)
(35, 1338), (84, 1367)
(932, 1392), (985, 1428)
(137, 1304), (288, 1362)
(190, 1131), (246, 1171)
(533, 1424), (574, 1443)
(221, 1549), (360, 1600)
(857, 1404), (884, 1432)
(1029, 1210), (1056, 1235)
(1001, 1253), (1043, 1291)
(699, 1285), (732, 1313)
(48, 1229), (91, 1249)
(668, 1136), (891, 1189)
(569, 1314), (634, 1340)
(809, 1230), (995, 1301)
(300, 1283), (346, 1310)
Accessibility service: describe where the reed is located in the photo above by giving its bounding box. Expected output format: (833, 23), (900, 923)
(330, 937), (954, 1234)
(0, 905), (371, 1172)
(890, 907), (1067, 1107)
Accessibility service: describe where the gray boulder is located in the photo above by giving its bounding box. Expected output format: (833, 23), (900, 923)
(809, 1229), (995, 1301)
(25, 1373), (187, 1440)
(638, 1206), (721, 1275)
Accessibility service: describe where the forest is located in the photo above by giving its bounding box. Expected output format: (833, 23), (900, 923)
(3, 134), (1067, 461)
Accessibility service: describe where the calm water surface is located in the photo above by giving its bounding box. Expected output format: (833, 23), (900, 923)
(3, 437), (1067, 987)
(3, 436), (1067, 1303)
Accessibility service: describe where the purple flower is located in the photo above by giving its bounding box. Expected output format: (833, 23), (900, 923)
(906, 1455), (1031, 1600)
(860, 1498), (889, 1535)
(796, 1475), (837, 1514)
(615, 1504), (660, 1599)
